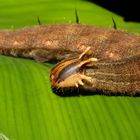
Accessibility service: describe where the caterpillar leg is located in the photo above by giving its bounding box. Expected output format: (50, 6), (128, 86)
(74, 74), (92, 87)
(79, 47), (91, 59)
(77, 57), (98, 68)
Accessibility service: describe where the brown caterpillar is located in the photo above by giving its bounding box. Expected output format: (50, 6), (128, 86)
(50, 47), (140, 96)
(0, 24), (140, 95)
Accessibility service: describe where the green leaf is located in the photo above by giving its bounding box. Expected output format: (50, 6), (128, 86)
(0, 0), (140, 140)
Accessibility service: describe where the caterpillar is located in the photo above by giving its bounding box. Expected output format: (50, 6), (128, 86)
(0, 24), (140, 96)
(50, 47), (140, 96)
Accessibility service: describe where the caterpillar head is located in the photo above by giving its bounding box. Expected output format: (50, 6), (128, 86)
(50, 47), (98, 95)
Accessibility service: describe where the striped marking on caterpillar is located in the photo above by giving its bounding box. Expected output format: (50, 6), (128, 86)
(84, 55), (140, 96)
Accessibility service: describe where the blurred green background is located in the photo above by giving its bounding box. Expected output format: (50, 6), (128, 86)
(0, 0), (140, 140)
(1, 0), (140, 33)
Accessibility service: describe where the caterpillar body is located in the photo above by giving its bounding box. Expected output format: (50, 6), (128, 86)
(0, 24), (140, 96)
